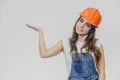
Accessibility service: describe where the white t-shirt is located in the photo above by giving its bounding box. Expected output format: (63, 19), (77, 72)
(62, 37), (102, 77)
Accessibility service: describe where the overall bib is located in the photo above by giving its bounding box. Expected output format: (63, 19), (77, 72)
(68, 53), (98, 80)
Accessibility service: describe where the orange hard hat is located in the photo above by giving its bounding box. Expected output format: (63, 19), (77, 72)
(80, 7), (102, 28)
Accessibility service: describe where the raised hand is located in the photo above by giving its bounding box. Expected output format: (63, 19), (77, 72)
(25, 24), (42, 32)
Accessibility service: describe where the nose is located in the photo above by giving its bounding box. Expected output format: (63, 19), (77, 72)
(80, 23), (85, 28)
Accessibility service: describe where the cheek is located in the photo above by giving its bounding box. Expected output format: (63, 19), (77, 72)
(84, 27), (91, 32)
(87, 28), (90, 32)
(75, 23), (79, 29)
(75, 26), (78, 32)
(76, 21), (81, 26)
(76, 24), (81, 30)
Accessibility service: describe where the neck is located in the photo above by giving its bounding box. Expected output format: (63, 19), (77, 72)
(78, 34), (88, 42)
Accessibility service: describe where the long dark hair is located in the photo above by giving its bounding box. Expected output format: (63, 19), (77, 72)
(70, 17), (101, 65)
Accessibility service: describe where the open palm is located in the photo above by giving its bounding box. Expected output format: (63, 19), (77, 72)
(26, 24), (42, 32)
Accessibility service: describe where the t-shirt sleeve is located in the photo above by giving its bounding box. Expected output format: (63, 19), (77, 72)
(96, 39), (102, 49)
(62, 38), (72, 76)
(62, 38), (71, 53)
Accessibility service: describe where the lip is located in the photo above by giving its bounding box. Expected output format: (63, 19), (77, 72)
(77, 27), (83, 31)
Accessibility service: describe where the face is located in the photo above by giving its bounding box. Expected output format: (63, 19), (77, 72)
(76, 17), (92, 36)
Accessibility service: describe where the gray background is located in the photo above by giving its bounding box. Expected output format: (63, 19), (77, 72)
(0, 0), (120, 80)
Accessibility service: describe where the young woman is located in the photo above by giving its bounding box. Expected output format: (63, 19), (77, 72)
(26, 7), (105, 80)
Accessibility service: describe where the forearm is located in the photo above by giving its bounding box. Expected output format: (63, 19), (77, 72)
(98, 72), (105, 80)
(98, 44), (106, 80)
(38, 29), (47, 57)
(26, 24), (50, 57)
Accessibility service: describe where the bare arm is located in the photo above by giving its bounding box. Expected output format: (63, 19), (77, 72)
(98, 44), (106, 80)
(26, 24), (63, 58)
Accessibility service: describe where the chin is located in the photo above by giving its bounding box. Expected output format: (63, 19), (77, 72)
(76, 31), (82, 35)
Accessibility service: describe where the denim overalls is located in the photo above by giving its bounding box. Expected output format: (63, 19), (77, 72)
(68, 53), (98, 80)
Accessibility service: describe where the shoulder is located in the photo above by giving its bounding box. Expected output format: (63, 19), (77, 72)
(62, 37), (71, 52)
(62, 37), (71, 45)
(96, 38), (102, 49)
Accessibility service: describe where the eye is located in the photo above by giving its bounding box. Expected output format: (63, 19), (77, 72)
(79, 18), (83, 22)
(86, 23), (92, 27)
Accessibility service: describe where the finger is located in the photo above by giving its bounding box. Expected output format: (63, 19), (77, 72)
(26, 24), (39, 31)
(26, 24), (31, 27)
